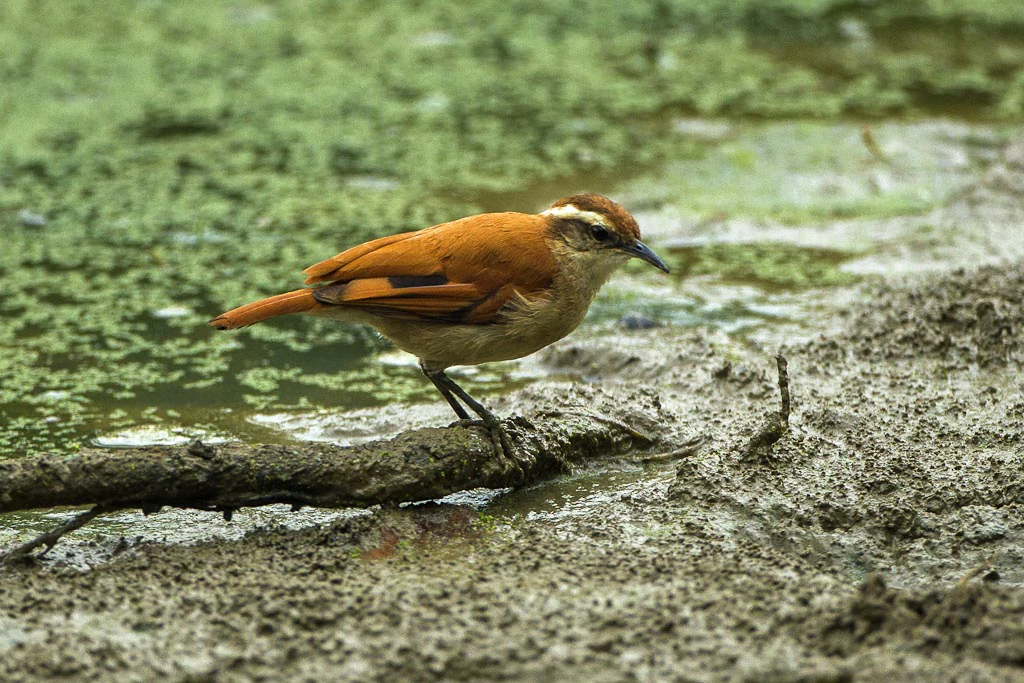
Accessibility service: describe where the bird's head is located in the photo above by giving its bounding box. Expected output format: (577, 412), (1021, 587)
(541, 193), (669, 283)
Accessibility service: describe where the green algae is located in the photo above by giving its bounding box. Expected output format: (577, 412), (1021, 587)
(2, 1), (1024, 456)
(667, 243), (858, 289)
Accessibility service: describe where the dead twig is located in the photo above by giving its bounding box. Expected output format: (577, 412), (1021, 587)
(860, 124), (890, 164)
(0, 504), (119, 566)
(536, 409), (657, 444)
(741, 354), (791, 461)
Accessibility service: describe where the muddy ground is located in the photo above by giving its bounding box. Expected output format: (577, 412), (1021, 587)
(3, 157), (1024, 682)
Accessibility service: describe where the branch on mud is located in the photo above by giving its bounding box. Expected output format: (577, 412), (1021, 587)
(741, 354), (791, 461)
(0, 504), (116, 564)
(0, 409), (662, 563)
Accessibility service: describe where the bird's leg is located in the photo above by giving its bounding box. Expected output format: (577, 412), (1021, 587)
(421, 363), (471, 421)
(437, 374), (520, 477)
(419, 364), (519, 475)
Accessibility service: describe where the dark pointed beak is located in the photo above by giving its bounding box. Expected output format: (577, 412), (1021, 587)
(622, 240), (670, 273)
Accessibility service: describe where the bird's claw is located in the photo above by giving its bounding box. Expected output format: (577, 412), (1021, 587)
(488, 422), (525, 486)
(447, 418), (523, 482)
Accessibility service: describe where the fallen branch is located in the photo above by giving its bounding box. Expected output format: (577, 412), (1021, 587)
(1, 408), (662, 562)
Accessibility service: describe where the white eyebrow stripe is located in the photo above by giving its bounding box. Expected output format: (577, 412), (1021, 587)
(539, 204), (609, 226)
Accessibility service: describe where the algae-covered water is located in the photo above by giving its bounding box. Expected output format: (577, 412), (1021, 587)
(2, 117), (1009, 457)
(2, 0), (1023, 458)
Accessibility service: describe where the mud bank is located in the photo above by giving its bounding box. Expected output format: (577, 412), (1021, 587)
(1, 259), (1022, 681)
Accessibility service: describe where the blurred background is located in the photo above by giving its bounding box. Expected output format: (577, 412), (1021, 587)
(1, 0), (1022, 458)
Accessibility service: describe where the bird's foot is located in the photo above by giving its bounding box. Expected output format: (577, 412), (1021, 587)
(481, 419), (524, 486)
(448, 418), (523, 483)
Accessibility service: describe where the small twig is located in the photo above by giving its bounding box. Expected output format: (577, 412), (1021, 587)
(741, 354), (791, 461)
(0, 504), (117, 566)
(585, 414), (656, 444)
(955, 558), (996, 590)
(777, 353), (791, 422)
(537, 409), (657, 445)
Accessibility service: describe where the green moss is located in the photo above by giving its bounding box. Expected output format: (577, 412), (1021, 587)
(473, 513), (499, 534)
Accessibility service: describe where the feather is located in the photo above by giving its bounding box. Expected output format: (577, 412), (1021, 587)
(302, 231), (421, 284)
(313, 278), (485, 320)
(209, 289), (318, 330)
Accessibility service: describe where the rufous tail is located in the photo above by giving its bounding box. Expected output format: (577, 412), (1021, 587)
(209, 289), (319, 330)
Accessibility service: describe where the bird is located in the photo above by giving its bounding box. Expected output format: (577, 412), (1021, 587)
(209, 193), (669, 461)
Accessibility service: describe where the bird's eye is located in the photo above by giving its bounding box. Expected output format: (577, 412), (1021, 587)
(590, 224), (610, 241)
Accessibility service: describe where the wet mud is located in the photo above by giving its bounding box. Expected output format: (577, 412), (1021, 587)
(3, 172), (1024, 682)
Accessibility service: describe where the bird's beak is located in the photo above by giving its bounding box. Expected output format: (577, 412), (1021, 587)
(622, 240), (670, 273)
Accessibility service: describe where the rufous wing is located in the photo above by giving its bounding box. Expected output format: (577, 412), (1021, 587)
(303, 213), (555, 325)
(303, 230), (425, 284)
(312, 278), (487, 320)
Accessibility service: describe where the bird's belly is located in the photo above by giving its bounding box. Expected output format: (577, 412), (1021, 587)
(308, 282), (596, 369)
(371, 306), (585, 369)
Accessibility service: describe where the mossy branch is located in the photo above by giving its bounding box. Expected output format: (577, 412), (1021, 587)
(0, 409), (661, 563)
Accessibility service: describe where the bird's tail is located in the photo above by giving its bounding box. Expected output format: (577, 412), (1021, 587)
(209, 289), (319, 330)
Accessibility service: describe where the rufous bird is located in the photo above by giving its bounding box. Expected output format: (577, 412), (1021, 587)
(210, 193), (669, 458)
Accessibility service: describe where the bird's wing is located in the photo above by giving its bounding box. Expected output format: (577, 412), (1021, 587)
(304, 213), (555, 324)
(303, 230), (433, 284)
